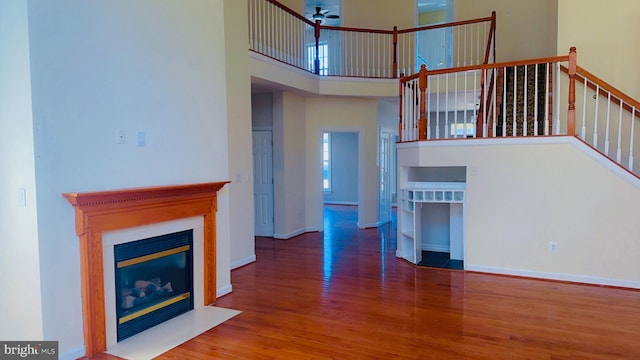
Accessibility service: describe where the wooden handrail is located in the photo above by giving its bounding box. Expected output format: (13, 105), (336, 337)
(418, 55), (571, 77)
(483, 11), (497, 65)
(397, 14), (496, 34)
(263, 0), (316, 26)
(400, 54), (570, 82)
(560, 65), (640, 114)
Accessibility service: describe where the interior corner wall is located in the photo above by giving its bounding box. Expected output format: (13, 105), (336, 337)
(557, 0), (640, 99)
(305, 97), (379, 229)
(272, 91), (308, 238)
(26, 0), (230, 355)
(224, 0), (256, 269)
(453, 0), (558, 61)
(0, 0), (44, 341)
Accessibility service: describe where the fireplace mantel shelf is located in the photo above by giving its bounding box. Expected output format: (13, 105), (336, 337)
(63, 181), (229, 357)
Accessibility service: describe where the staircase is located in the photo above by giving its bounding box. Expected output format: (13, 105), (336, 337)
(495, 64), (552, 137)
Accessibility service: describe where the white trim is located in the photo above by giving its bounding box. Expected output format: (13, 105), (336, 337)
(231, 255), (257, 270)
(273, 227), (322, 239)
(466, 264), (640, 289)
(216, 284), (233, 298)
(396, 249), (403, 258)
(59, 346), (85, 360)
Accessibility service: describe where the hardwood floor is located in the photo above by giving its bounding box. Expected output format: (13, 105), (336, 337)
(91, 205), (640, 359)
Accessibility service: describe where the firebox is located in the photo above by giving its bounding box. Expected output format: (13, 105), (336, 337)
(114, 229), (194, 341)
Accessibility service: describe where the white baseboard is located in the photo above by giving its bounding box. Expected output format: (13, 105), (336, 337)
(466, 264), (640, 289)
(421, 244), (450, 253)
(216, 284), (233, 298)
(324, 201), (358, 206)
(273, 227), (321, 239)
(231, 255), (256, 270)
(59, 346), (85, 360)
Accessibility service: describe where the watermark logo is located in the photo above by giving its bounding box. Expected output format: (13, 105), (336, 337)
(0, 342), (57, 359)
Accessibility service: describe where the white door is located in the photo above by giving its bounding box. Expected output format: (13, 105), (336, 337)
(253, 130), (274, 236)
(379, 131), (392, 224)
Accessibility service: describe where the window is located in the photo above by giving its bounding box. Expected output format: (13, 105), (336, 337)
(322, 132), (331, 192)
(307, 42), (329, 75)
(450, 123), (475, 137)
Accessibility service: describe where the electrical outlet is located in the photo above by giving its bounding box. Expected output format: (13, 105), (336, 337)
(116, 130), (126, 144)
(548, 241), (558, 253)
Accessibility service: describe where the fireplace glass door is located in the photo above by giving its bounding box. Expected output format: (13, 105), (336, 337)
(114, 229), (194, 341)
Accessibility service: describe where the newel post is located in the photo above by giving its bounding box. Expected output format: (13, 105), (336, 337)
(392, 26), (399, 78)
(418, 64), (428, 140)
(567, 47), (577, 136)
(399, 73), (404, 142)
(314, 20), (321, 75)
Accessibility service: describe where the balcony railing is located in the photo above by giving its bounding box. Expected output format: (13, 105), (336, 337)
(248, 0), (496, 78)
(400, 47), (640, 178)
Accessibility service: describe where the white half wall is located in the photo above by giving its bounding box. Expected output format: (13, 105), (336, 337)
(398, 137), (640, 287)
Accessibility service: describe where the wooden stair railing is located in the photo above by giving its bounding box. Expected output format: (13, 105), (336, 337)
(400, 50), (575, 142)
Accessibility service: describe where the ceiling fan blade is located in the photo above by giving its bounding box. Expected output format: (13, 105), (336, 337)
(326, 14), (340, 19)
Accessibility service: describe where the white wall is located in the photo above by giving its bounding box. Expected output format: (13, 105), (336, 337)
(26, 0), (230, 355)
(398, 138), (640, 287)
(273, 91), (309, 238)
(0, 0), (44, 340)
(252, 93), (274, 128)
(454, 0), (558, 61)
(557, 0), (640, 99)
(224, 0), (256, 269)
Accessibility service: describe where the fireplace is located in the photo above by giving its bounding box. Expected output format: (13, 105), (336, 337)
(114, 230), (194, 341)
(63, 182), (228, 357)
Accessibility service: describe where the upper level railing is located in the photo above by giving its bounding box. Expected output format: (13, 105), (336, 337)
(400, 47), (640, 178)
(248, 0), (496, 78)
(399, 51), (573, 143)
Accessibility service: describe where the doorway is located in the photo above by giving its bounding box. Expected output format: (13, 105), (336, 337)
(379, 130), (392, 225)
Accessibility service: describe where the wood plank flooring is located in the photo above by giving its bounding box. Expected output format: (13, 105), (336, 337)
(90, 205), (640, 359)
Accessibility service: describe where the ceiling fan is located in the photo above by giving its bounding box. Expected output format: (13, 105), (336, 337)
(308, 6), (340, 23)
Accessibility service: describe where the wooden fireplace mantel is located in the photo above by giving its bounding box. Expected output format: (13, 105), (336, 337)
(63, 181), (229, 357)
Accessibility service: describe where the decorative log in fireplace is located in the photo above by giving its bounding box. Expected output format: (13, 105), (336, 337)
(63, 182), (228, 357)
